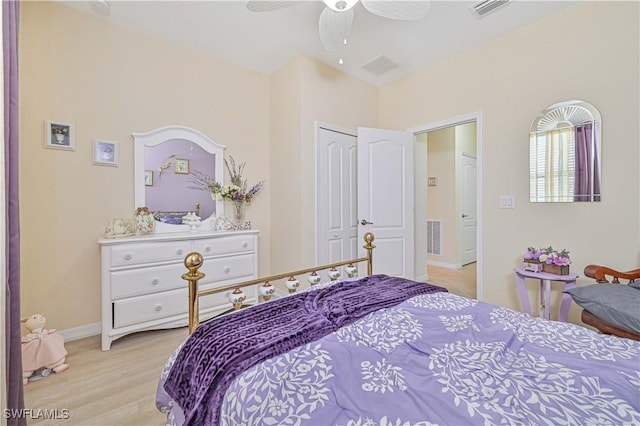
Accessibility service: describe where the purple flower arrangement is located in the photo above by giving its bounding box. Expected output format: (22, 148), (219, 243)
(524, 246), (571, 266)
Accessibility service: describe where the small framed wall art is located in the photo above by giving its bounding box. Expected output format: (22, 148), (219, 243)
(145, 170), (153, 186)
(174, 158), (189, 174)
(93, 139), (118, 167)
(45, 120), (75, 151)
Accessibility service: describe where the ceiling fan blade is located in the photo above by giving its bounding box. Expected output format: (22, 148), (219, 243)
(245, 0), (302, 12)
(360, 0), (431, 20)
(319, 7), (354, 51)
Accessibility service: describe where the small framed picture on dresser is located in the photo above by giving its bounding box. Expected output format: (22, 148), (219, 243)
(44, 120), (75, 151)
(93, 139), (119, 167)
(145, 170), (153, 186)
(174, 158), (189, 174)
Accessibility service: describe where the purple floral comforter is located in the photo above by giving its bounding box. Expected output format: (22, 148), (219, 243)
(157, 277), (640, 426)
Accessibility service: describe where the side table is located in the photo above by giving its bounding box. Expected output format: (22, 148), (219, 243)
(514, 267), (579, 322)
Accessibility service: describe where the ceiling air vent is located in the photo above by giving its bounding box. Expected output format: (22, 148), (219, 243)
(469, 0), (512, 18)
(361, 56), (398, 76)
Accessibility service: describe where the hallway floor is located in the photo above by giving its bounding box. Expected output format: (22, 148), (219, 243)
(426, 263), (477, 299)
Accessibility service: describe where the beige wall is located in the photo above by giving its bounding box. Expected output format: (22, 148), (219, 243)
(270, 57), (378, 273)
(380, 1), (640, 321)
(20, 2), (271, 330)
(270, 58), (303, 273)
(426, 127), (457, 264)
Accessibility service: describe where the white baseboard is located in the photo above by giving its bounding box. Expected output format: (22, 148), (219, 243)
(58, 322), (101, 342)
(427, 260), (461, 270)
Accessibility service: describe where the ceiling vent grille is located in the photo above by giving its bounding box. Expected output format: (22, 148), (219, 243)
(469, 0), (512, 18)
(361, 56), (398, 76)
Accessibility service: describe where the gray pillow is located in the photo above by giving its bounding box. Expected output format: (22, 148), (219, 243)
(564, 284), (640, 335)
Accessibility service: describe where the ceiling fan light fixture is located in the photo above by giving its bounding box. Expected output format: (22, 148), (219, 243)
(323, 0), (359, 12)
(90, 0), (111, 17)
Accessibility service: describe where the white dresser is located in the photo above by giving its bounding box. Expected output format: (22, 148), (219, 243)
(98, 230), (259, 350)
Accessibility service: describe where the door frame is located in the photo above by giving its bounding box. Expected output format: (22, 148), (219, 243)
(409, 111), (483, 301)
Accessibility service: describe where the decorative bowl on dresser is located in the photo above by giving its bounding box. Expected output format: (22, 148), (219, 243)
(98, 229), (259, 350)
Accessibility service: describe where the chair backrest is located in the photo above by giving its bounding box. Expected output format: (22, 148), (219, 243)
(583, 265), (640, 284)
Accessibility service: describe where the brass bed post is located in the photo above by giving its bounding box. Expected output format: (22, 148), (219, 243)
(363, 232), (375, 275)
(182, 252), (206, 334)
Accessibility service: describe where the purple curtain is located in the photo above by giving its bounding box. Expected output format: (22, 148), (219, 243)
(4, 1), (24, 424)
(574, 122), (600, 202)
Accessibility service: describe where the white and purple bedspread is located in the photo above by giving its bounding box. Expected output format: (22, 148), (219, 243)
(156, 275), (640, 426)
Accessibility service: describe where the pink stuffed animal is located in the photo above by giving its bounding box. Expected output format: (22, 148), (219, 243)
(21, 314), (69, 385)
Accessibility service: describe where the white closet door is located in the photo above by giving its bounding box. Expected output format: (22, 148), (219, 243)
(317, 127), (358, 265)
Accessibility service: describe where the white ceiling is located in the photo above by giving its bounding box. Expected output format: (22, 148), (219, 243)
(63, 0), (578, 86)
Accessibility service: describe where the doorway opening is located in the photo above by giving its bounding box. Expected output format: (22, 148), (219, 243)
(411, 112), (482, 300)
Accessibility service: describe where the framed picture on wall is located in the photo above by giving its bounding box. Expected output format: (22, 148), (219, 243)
(44, 120), (75, 151)
(174, 158), (189, 174)
(145, 170), (153, 186)
(93, 139), (118, 167)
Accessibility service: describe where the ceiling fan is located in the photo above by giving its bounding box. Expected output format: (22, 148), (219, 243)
(245, 1), (431, 52)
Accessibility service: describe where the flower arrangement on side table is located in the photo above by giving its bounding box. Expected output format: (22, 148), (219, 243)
(523, 246), (571, 275)
(189, 156), (265, 225)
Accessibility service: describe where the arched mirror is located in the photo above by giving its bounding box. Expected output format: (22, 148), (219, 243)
(530, 100), (601, 202)
(133, 126), (225, 232)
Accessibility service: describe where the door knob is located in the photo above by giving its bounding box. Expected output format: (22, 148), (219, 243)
(462, 214), (469, 218)
(360, 219), (373, 226)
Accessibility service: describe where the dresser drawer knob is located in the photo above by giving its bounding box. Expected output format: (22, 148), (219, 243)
(123, 254), (133, 261)
(176, 248), (184, 256)
(154, 304), (163, 312)
(242, 242), (248, 248)
(204, 245), (211, 253)
(151, 278), (160, 285)
(224, 266), (231, 273)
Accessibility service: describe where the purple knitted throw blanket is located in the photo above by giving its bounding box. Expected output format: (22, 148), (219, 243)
(164, 274), (447, 425)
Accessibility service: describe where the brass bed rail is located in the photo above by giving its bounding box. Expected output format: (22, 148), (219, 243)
(182, 232), (376, 334)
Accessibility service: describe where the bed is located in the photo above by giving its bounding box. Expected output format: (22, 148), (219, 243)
(156, 234), (640, 425)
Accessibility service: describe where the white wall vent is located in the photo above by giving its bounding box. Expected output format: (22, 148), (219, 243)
(427, 220), (441, 255)
(469, 0), (512, 18)
(361, 56), (398, 76)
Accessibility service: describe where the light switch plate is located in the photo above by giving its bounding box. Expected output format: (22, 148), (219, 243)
(499, 195), (515, 209)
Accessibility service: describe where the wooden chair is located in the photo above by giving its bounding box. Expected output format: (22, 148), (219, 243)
(582, 264), (640, 341)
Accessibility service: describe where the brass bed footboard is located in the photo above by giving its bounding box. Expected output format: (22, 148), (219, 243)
(182, 232), (376, 334)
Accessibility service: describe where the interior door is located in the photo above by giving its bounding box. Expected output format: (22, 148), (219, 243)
(461, 153), (477, 265)
(317, 127), (358, 265)
(357, 127), (414, 278)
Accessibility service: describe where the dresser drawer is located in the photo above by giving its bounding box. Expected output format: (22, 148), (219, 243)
(199, 253), (255, 283)
(193, 235), (255, 257)
(113, 284), (259, 328)
(110, 241), (189, 267)
(113, 288), (185, 328)
(111, 263), (186, 300)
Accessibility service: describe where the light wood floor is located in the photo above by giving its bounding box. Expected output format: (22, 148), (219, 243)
(23, 268), (475, 425)
(23, 327), (187, 425)
(426, 263), (477, 299)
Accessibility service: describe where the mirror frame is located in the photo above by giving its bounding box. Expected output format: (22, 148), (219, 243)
(529, 99), (602, 203)
(133, 125), (226, 233)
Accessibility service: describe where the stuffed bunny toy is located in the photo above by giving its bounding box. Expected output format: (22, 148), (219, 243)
(21, 314), (69, 385)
